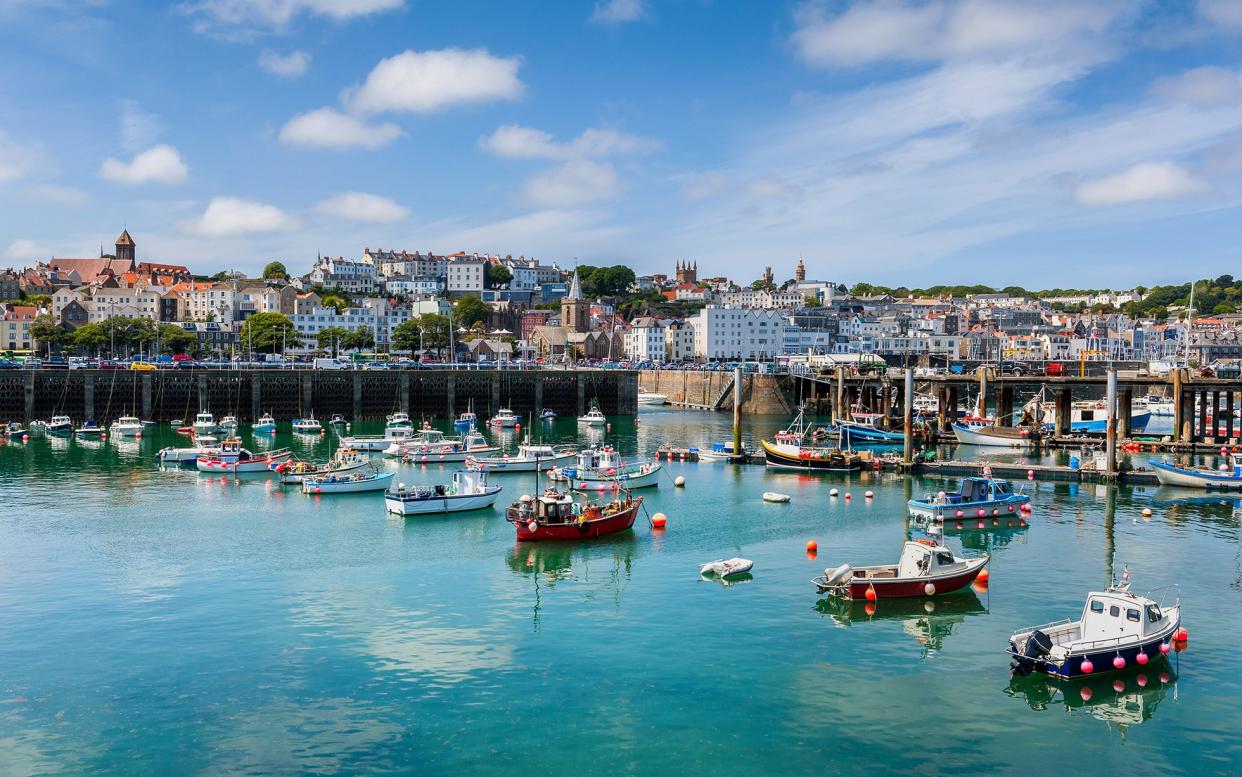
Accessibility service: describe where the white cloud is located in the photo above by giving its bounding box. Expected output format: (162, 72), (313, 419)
(99, 145), (189, 185)
(791, 0), (1125, 67)
(29, 183), (89, 204)
(430, 209), (625, 257)
(480, 124), (661, 159)
(0, 129), (39, 183)
(521, 159), (619, 208)
(187, 196), (298, 236)
(1199, 0), (1242, 30)
(259, 49), (311, 77)
(278, 107), (402, 149)
(591, 0), (646, 24)
(1075, 162), (1209, 205)
(181, 0), (404, 33)
(678, 171), (730, 199)
(314, 191), (409, 223)
(1151, 66), (1242, 109)
(346, 48), (524, 113)
(4, 238), (49, 262)
(120, 100), (163, 152)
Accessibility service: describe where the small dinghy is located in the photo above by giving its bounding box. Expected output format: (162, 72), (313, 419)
(699, 558), (754, 579)
(1008, 579), (1183, 680)
(813, 540), (988, 598)
(762, 492), (791, 503)
(1149, 453), (1242, 489)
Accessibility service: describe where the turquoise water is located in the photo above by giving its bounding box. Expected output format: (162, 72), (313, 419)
(1, 410), (1239, 775)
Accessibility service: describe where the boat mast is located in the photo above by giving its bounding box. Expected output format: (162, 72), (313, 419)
(1185, 280), (1195, 366)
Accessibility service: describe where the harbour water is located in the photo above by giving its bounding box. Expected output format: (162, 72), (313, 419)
(2, 410), (1240, 774)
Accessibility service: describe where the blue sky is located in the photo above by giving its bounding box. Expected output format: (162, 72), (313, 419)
(1, 0), (1240, 287)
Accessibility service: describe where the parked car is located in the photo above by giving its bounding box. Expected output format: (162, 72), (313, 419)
(130, 361), (157, 371)
(312, 358), (348, 370)
(995, 360), (1028, 377)
(44, 355), (69, 369)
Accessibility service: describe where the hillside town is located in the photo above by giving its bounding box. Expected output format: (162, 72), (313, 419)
(1, 228), (1236, 368)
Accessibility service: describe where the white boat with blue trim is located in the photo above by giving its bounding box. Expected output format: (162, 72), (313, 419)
(384, 470), (503, 515)
(1150, 454), (1242, 489)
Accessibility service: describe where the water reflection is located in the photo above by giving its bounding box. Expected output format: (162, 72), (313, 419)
(814, 590), (987, 654)
(1006, 669), (1178, 736)
(505, 536), (637, 631)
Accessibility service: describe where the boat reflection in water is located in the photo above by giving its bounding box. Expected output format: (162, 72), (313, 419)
(1006, 669), (1178, 736)
(506, 536), (636, 631)
(814, 589), (987, 654)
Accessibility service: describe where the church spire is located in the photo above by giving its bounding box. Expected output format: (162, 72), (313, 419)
(567, 268), (582, 300)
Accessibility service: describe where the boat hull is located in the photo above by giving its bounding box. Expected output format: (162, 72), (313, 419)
(844, 559), (988, 599)
(1150, 459), (1242, 489)
(837, 423), (904, 444)
(510, 501), (640, 541)
(384, 486), (503, 515)
(1010, 609), (1182, 680)
(303, 472), (394, 494)
(908, 494), (1031, 522)
(197, 450), (292, 473)
(399, 446), (501, 463)
(278, 460), (367, 484)
(761, 440), (862, 471)
(338, 435), (402, 451)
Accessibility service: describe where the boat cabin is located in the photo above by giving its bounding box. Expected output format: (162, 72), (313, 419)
(895, 541), (968, 578)
(386, 412), (412, 427)
(514, 489), (582, 525)
(413, 429), (446, 445)
(463, 430), (489, 449)
(574, 447), (623, 472)
(1078, 589), (1172, 643)
(941, 477), (1014, 504)
(195, 412), (214, 425)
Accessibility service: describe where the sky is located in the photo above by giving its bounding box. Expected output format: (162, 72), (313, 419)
(0, 0), (1240, 287)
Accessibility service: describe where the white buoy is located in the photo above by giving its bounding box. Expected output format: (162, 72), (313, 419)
(1141, 507), (1153, 518)
(829, 488), (839, 497)
(865, 490), (874, 499)
(674, 475), (686, 487)
(398, 482), (406, 490)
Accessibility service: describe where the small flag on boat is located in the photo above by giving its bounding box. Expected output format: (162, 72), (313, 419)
(1123, 565), (1130, 581)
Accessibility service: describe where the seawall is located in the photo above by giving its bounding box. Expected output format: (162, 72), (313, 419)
(638, 370), (793, 415)
(0, 369), (638, 423)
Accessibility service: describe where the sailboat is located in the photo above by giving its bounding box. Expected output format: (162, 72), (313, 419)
(761, 409), (863, 471)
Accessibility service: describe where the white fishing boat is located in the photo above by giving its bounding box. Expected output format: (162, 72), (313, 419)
(192, 411), (217, 436)
(1136, 394), (1174, 417)
(951, 422), (1041, 449)
(2, 422), (28, 439)
(46, 415), (73, 434)
(490, 407), (519, 428)
(157, 443), (223, 464)
(1149, 453), (1242, 489)
(384, 470), (503, 515)
(219, 415), (239, 433)
(637, 391), (668, 406)
(292, 415), (323, 434)
(1009, 580), (1183, 680)
(548, 447), (662, 490)
(540, 409), (557, 420)
(74, 420), (104, 438)
(303, 470), (395, 494)
(577, 405), (607, 426)
(109, 416), (143, 437)
(388, 428), (499, 462)
(253, 413), (277, 434)
(468, 438), (577, 472)
(275, 449), (370, 484)
(695, 442), (740, 462)
(339, 426), (413, 452)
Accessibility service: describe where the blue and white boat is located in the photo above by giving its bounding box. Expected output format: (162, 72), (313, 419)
(1008, 581), (1183, 680)
(1042, 400), (1151, 435)
(908, 476), (1031, 524)
(835, 412), (904, 444)
(253, 413), (277, 434)
(454, 410), (478, 434)
(1150, 454), (1242, 489)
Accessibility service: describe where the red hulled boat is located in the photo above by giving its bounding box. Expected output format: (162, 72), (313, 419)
(507, 487), (642, 541)
(813, 540), (988, 599)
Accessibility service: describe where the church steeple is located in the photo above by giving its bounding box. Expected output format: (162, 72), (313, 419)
(561, 268), (588, 333)
(115, 229), (135, 266)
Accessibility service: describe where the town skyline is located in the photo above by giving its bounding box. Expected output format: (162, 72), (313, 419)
(2, 1), (1241, 285)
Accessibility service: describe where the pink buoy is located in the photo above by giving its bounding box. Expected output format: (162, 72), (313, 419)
(1079, 659), (1094, 674)
(1007, 505), (1014, 512)
(977, 521), (985, 529)
(1113, 655), (1126, 670)
(1027, 469), (1034, 479)
(1079, 687), (1093, 702)
(992, 508), (1000, 516)
(955, 509), (964, 517)
(1136, 651), (1149, 665)
(1112, 679), (1125, 693)
(1159, 642), (1171, 655)
(977, 509), (986, 517)
(1136, 673), (1148, 688)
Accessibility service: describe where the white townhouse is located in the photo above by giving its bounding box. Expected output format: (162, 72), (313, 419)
(691, 306), (787, 361)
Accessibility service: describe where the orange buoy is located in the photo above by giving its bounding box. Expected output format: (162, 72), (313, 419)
(651, 512), (667, 529)
(976, 568), (990, 583)
(864, 585), (876, 601)
(806, 540), (818, 552)
(1174, 626), (1188, 641)
(864, 601), (876, 617)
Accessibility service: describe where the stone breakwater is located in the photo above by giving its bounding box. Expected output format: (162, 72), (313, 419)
(0, 369), (638, 423)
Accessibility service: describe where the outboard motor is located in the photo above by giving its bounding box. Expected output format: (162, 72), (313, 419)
(1010, 630), (1053, 677)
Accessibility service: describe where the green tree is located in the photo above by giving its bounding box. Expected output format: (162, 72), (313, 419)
(392, 313), (450, 353)
(316, 326), (352, 352)
(1213, 302), (1236, 314)
(24, 293), (52, 308)
(751, 279), (777, 292)
(596, 265), (637, 296)
(454, 295), (490, 328)
(29, 314), (65, 351)
(342, 326), (375, 351)
(486, 264), (512, 289)
(239, 312), (300, 353)
(262, 261), (289, 280)
(320, 294), (349, 314)
(69, 323), (107, 354)
(127, 318), (158, 353)
(157, 323), (197, 354)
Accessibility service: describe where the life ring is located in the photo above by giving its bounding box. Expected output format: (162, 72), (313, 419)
(915, 539), (936, 546)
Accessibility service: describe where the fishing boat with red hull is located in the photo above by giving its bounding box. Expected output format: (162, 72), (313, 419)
(507, 487), (643, 541)
(813, 540), (989, 599)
